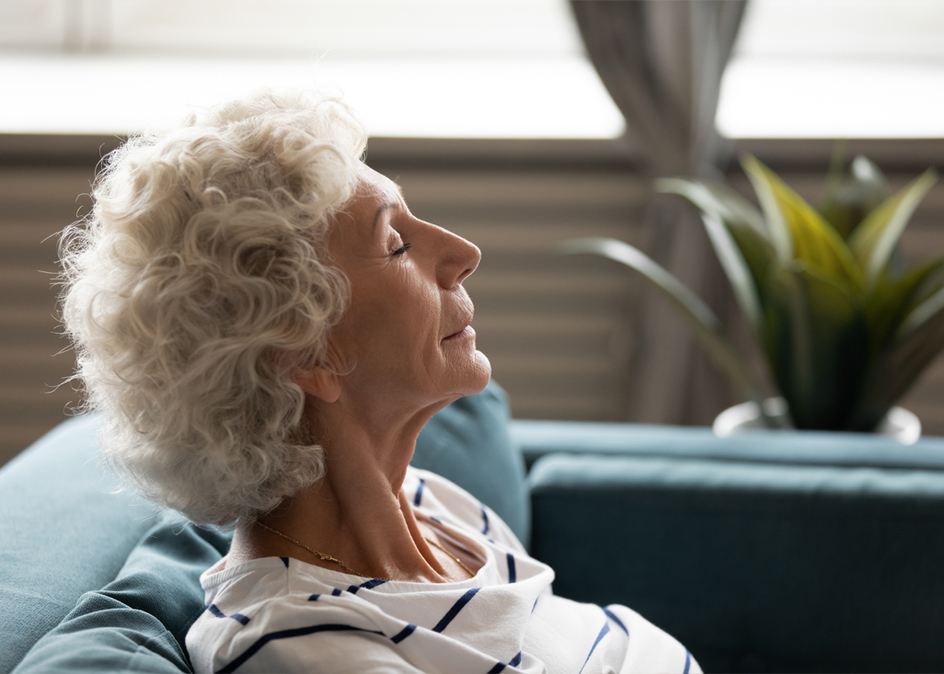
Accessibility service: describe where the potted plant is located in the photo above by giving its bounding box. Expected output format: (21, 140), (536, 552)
(563, 154), (942, 436)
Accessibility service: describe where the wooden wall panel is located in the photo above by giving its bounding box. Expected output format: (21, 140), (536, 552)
(0, 167), (93, 466)
(2, 137), (943, 468)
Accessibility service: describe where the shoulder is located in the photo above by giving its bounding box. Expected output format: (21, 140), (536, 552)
(189, 561), (413, 673)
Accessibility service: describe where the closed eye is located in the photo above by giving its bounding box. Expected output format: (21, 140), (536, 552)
(391, 242), (412, 257)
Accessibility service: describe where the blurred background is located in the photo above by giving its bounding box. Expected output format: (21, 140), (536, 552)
(2, 0), (944, 467)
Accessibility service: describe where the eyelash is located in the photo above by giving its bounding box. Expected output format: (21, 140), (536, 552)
(391, 242), (412, 257)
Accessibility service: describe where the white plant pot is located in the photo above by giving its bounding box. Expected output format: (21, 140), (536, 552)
(713, 397), (921, 445)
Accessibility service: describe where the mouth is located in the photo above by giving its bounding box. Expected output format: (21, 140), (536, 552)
(443, 311), (475, 341)
(443, 325), (475, 341)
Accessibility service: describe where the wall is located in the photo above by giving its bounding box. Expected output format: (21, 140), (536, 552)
(2, 135), (943, 468)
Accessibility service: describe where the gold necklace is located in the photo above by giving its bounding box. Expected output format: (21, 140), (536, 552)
(424, 535), (476, 578)
(255, 520), (475, 580)
(255, 520), (382, 579)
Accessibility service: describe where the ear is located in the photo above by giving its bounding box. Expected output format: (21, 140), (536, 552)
(294, 363), (342, 404)
(293, 343), (346, 403)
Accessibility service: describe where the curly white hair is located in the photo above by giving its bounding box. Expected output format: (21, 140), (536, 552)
(59, 89), (367, 526)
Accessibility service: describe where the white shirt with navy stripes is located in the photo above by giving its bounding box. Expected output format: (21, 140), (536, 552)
(187, 467), (700, 674)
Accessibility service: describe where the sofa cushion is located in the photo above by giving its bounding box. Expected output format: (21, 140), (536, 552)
(14, 513), (229, 674)
(0, 415), (158, 674)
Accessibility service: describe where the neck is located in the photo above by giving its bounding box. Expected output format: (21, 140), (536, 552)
(229, 396), (463, 582)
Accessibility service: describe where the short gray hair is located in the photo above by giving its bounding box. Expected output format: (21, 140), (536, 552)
(59, 89), (367, 526)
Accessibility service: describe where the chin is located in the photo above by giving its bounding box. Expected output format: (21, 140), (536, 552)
(462, 350), (491, 394)
(445, 350), (492, 401)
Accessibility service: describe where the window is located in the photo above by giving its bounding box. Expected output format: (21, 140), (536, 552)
(0, 0), (623, 138)
(5, 0), (938, 140)
(718, 0), (944, 138)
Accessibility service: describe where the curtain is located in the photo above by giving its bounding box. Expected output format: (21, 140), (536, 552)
(570, 0), (749, 425)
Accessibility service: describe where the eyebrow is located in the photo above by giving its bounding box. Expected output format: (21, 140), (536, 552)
(371, 201), (401, 233)
(371, 185), (406, 234)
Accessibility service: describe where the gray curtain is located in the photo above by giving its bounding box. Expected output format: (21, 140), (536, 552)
(570, 0), (749, 425)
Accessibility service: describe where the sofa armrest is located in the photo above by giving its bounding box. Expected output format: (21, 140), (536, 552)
(527, 451), (944, 673)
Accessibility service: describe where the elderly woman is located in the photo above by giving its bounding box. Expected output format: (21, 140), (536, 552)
(59, 90), (699, 673)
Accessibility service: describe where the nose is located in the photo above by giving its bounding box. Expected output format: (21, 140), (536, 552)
(434, 226), (481, 289)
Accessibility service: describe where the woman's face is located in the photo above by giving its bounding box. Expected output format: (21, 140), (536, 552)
(324, 166), (491, 414)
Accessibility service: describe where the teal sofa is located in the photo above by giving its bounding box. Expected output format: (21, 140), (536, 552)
(3, 381), (944, 673)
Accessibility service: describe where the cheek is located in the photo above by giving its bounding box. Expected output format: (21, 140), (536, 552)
(400, 283), (441, 351)
(348, 275), (440, 362)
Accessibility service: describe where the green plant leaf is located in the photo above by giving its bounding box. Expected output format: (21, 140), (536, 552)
(560, 237), (764, 402)
(858, 281), (944, 428)
(863, 256), (944, 356)
(700, 213), (763, 335)
(897, 256), (944, 318)
(761, 265), (813, 414)
(657, 177), (777, 302)
(742, 155), (864, 290)
(741, 156), (793, 265)
(847, 168), (938, 290)
(762, 262), (868, 430)
(656, 178), (768, 240)
(819, 154), (890, 241)
(897, 274), (944, 339)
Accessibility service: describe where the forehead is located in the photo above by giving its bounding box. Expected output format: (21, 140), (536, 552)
(356, 165), (404, 203)
(329, 167), (405, 245)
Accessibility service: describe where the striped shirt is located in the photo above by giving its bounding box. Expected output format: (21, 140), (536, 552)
(187, 468), (699, 674)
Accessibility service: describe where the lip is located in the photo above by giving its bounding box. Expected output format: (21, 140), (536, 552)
(443, 313), (474, 341)
(443, 325), (475, 341)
